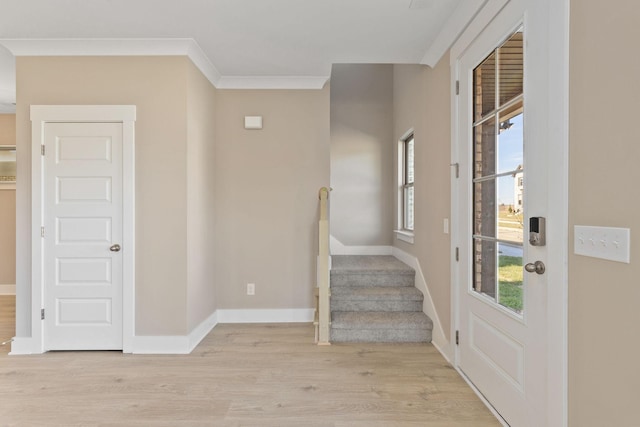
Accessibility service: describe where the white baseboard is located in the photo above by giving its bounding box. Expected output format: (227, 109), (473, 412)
(132, 310), (218, 354)
(330, 235), (393, 255)
(131, 308), (313, 353)
(432, 340), (453, 365)
(131, 335), (191, 354)
(188, 310), (219, 352)
(10, 308), (313, 355)
(392, 247), (453, 361)
(8, 337), (37, 355)
(0, 284), (16, 295)
(216, 308), (314, 323)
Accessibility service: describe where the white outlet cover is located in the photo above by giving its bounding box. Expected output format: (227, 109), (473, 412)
(574, 225), (630, 263)
(247, 283), (255, 295)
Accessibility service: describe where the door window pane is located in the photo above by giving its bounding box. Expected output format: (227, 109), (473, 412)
(474, 52), (496, 119)
(497, 110), (523, 175)
(497, 175), (524, 243)
(473, 180), (496, 238)
(498, 31), (524, 107)
(473, 238), (497, 301)
(474, 118), (496, 178)
(498, 243), (523, 313)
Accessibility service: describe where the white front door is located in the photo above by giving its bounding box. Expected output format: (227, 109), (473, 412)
(43, 122), (124, 350)
(452, 1), (563, 425)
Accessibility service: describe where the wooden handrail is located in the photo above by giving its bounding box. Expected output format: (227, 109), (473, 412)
(316, 187), (331, 345)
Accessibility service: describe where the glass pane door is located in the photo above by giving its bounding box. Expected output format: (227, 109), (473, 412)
(472, 29), (524, 314)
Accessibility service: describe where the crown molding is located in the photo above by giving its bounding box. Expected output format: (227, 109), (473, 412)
(0, 38), (196, 57)
(216, 75), (328, 90)
(183, 39), (222, 87)
(0, 38), (328, 90)
(420, 0), (489, 67)
(0, 38), (223, 86)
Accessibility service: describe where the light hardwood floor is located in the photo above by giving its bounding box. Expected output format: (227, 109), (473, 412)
(0, 296), (500, 426)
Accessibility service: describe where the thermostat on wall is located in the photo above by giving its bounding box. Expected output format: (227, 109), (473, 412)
(244, 116), (263, 129)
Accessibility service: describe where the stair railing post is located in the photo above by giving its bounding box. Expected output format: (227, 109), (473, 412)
(317, 187), (331, 345)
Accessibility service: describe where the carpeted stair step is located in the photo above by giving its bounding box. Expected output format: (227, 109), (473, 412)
(331, 286), (423, 312)
(330, 255), (415, 287)
(327, 255), (432, 344)
(331, 311), (433, 343)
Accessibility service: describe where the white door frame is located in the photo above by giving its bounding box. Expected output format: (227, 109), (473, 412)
(30, 105), (136, 353)
(449, 0), (569, 425)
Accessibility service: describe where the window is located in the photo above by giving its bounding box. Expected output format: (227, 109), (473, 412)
(472, 29), (524, 314)
(402, 133), (415, 231)
(0, 145), (16, 190)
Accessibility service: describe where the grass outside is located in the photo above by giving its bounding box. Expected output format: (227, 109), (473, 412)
(498, 255), (523, 313)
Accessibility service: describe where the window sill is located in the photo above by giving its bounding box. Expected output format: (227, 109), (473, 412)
(394, 230), (414, 244)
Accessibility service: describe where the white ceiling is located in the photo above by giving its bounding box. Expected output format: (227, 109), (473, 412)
(0, 0), (485, 110)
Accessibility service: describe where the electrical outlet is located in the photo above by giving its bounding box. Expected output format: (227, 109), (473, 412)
(247, 283), (255, 296)
(574, 225), (630, 263)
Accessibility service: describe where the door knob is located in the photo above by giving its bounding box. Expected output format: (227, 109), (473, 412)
(109, 244), (121, 252)
(524, 261), (545, 275)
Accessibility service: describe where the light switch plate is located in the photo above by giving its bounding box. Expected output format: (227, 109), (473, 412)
(574, 225), (630, 263)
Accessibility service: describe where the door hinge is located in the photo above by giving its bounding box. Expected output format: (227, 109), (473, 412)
(450, 162), (459, 178)
(456, 330), (459, 345)
(455, 247), (459, 262)
(41, 145), (45, 156)
(455, 80), (460, 95)
(41, 226), (45, 238)
(41, 308), (45, 320)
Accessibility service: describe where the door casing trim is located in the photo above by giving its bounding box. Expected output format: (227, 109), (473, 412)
(30, 105), (136, 353)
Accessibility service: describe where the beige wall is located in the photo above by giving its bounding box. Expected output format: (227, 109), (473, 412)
(0, 114), (15, 286)
(569, 2), (640, 425)
(15, 55), (329, 338)
(214, 88), (330, 309)
(330, 64), (394, 246)
(392, 61), (451, 339)
(16, 56), (190, 336)
(0, 190), (15, 285)
(186, 61), (218, 331)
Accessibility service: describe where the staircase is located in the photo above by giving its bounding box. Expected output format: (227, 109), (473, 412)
(330, 255), (433, 343)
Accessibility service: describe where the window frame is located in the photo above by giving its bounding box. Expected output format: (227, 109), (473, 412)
(471, 28), (525, 315)
(395, 130), (415, 244)
(402, 133), (415, 232)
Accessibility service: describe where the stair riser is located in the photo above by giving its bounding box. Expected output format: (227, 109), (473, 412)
(331, 273), (415, 287)
(331, 328), (432, 343)
(331, 300), (423, 312)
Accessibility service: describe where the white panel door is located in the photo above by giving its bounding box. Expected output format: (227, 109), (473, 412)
(454, 1), (554, 425)
(43, 122), (123, 350)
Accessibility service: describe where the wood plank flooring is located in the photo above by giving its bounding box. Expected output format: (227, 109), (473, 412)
(0, 296), (499, 426)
